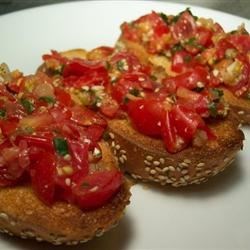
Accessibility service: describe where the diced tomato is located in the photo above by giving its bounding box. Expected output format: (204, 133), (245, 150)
(50, 106), (72, 122)
(30, 152), (56, 205)
(0, 119), (19, 136)
(62, 59), (109, 87)
(171, 11), (197, 41)
(227, 34), (250, 54)
(70, 105), (107, 127)
(68, 140), (89, 181)
(72, 170), (122, 210)
(55, 87), (72, 106)
(197, 26), (213, 47)
(163, 66), (209, 91)
(120, 22), (140, 42)
(161, 110), (182, 153)
(170, 104), (205, 141)
(86, 125), (105, 150)
(15, 135), (53, 151)
(128, 98), (165, 136)
(100, 96), (119, 118)
(171, 50), (194, 73)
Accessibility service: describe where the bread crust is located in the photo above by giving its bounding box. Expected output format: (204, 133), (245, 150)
(106, 115), (244, 187)
(0, 141), (131, 245)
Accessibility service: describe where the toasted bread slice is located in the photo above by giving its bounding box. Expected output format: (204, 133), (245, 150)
(222, 88), (250, 124)
(105, 115), (244, 187)
(0, 141), (131, 245)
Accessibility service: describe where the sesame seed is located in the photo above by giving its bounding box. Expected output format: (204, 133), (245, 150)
(180, 177), (186, 183)
(153, 161), (160, 166)
(145, 167), (150, 172)
(119, 156), (124, 164)
(184, 175), (190, 180)
(109, 132), (115, 139)
(155, 167), (162, 172)
(179, 162), (189, 168)
(238, 110), (245, 115)
(90, 186), (99, 192)
(159, 158), (165, 164)
(166, 179), (173, 183)
(163, 167), (169, 172)
(146, 155), (153, 161)
(122, 154), (127, 161)
(63, 154), (71, 161)
(223, 157), (229, 162)
(159, 175), (167, 180)
(150, 169), (157, 175)
(197, 162), (205, 167)
(0, 213), (9, 221)
(181, 169), (189, 175)
(115, 144), (120, 150)
(120, 150), (126, 154)
(184, 159), (191, 164)
(205, 170), (212, 174)
(111, 141), (115, 147)
(169, 166), (175, 171)
(144, 160), (151, 166)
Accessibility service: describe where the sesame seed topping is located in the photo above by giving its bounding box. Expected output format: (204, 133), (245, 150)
(237, 110), (245, 115)
(197, 162), (205, 167)
(119, 156), (125, 164)
(184, 159), (191, 164)
(115, 144), (120, 150)
(145, 167), (150, 172)
(150, 169), (157, 175)
(179, 162), (188, 168)
(120, 150), (126, 154)
(223, 157), (229, 162)
(163, 167), (169, 172)
(155, 167), (162, 172)
(184, 175), (190, 180)
(159, 158), (165, 164)
(144, 160), (151, 166)
(0, 213), (9, 221)
(169, 166), (175, 171)
(146, 155), (153, 161)
(122, 154), (127, 161)
(109, 132), (115, 139)
(65, 178), (71, 186)
(181, 169), (189, 175)
(153, 161), (160, 166)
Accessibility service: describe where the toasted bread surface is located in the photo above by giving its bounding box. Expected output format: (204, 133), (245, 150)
(0, 141), (131, 245)
(106, 115), (244, 187)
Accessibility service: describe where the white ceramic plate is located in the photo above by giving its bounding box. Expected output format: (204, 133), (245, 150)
(0, 1), (250, 250)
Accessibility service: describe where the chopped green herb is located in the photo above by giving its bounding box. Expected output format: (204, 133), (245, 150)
(184, 37), (204, 50)
(159, 13), (170, 25)
(193, 87), (204, 93)
(211, 88), (223, 101)
(171, 43), (183, 53)
(20, 98), (34, 114)
(123, 96), (130, 104)
(39, 96), (56, 104)
(208, 102), (218, 117)
(129, 88), (140, 97)
(102, 131), (111, 141)
(53, 137), (69, 156)
(116, 60), (126, 71)
(0, 108), (6, 119)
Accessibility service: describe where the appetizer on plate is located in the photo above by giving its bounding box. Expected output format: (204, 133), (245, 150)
(0, 64), (131, 245)
(39, 44), (244, 187)
(117, 9), (250, 124)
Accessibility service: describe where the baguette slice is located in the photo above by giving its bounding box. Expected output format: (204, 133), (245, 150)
(105, 115), (244, 187)
(0, 141), (131, 245)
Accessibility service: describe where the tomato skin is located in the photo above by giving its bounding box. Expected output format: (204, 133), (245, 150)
(70, 105), (107, 128)
(30, 152), (56, 205)
(163, 66), (209, 91)
(171, 51), (193, 73)
(227, 34), (250, 54)
(100, 97), (119, 118)
(55, 87), (72, 106)
(0, 119), (19, 137)
(171, 11), (196, 41)
(72, 170), (122, 210)
(62, 59), (109, 87)
(128, 98), (165, 137)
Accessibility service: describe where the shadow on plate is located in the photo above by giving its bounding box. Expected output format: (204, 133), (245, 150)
(0, 215), (133, 250)
(139, 156), (245, 199)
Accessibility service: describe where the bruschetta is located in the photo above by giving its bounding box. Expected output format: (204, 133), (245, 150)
(38, 46), (244, 187)
(0, 65), (131, 245)
(116, 9), (250, 124)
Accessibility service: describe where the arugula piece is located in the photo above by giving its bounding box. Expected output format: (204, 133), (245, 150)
(20, 98), (34, 114)
(0, 108), (6, 119)
(39, 96), (56, 104)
